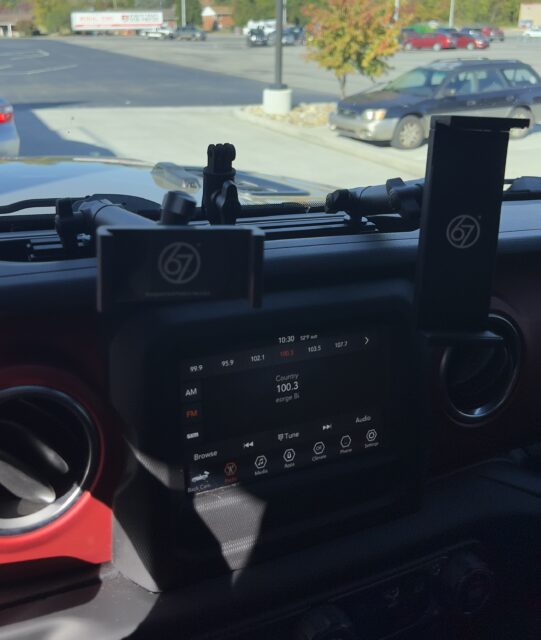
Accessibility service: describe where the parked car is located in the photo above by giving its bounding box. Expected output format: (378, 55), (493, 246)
(461, 26), (504, 42)
(329, 59), (541, 149)
(399, 28), (418, 44)
(459, 27), (484, 38)
(268, 27), (297, 46)
(480, 25), (505, 41)
(522, 27), (541, 38)
(242, 20), (276, 36)
(435, 28), (489, 50)
(141, 25), (174, 40)
(0, 100), (19, 157)
(175, 26), (206, 41)
(403, 32), (457, 51)
(290, 26), (305, 44)
(246, 28), (268, 46)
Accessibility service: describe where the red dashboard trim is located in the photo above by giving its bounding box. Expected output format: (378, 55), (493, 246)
(0, 364), (120, 566)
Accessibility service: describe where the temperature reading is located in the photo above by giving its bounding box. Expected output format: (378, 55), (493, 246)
(278, 335), (295, 344)
(308, 344), (322, 353)
(251, 353), (265, 363)
(276, 381), (300, 393)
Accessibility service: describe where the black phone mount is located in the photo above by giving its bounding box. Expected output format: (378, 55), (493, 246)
(201, 143), (242, 224)
(54, 142), (264, 312)
(414, 115), (527, 344)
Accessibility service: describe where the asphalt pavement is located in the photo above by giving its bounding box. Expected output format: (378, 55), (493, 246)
(61, 32), (541, 100)
(0, 38), (333, 109)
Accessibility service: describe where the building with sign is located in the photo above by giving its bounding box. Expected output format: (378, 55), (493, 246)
(519, 3), (541, 27)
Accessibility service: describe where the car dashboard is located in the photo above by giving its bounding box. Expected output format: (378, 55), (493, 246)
(2, 118), (541, 640)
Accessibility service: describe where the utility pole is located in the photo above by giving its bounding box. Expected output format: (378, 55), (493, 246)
(178, 0), (186, 27)
(449, 0), (455, 28)
(274, 0), (284, 89)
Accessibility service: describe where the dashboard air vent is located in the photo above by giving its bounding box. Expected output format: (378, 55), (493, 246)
(441, 315), (521, 424)
(0, 387), (98, 534)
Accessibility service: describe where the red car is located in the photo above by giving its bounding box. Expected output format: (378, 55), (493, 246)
(436, 28), (489, 50)
(403, 32), (457, 51)
(481, 25), (505, 41)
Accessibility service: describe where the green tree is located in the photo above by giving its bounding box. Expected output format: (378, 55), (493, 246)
(233, 0), (273, 27)
(401, 0), (520, 26)
(34, 0), (73, 33)
(232, 0), (322, 28)
(304, 0), (399, 98)
(403, 0), (448, 23)
(0, 0), (22, 9)
(454, 0), (520, 25)
(176, 0), (202, 26)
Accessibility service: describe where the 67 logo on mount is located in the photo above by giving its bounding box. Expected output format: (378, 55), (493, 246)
(96, 226), (264, 311)
(446, 215), (481, 250)
(158, 242), (201, 285)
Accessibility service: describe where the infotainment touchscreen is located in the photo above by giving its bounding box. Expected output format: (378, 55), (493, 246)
(181, 329), (389, 493)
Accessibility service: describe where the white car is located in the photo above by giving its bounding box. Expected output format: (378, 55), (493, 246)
(141, 26), (174, 39)
(522, 27), (541, 37)
(242, 19), (276, 36)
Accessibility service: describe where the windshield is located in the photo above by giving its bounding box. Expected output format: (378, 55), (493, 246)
(0, 5), (535, 195)
(384, 68), (448, 96)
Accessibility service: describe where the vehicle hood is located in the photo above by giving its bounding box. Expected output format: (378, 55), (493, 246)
(339, 90), (427, 111)
(0, 157), (334, 207)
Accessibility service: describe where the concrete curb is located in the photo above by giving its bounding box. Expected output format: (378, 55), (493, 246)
(233, 107), (427, 179)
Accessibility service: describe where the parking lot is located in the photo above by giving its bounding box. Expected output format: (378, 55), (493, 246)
(61, 32), (541, 99)
(1, 33), (541, 185)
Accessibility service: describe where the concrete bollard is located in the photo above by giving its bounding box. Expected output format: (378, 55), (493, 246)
(262, 88), (293, 115)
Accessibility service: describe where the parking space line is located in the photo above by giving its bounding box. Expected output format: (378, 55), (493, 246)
(0, 64), (77, 77)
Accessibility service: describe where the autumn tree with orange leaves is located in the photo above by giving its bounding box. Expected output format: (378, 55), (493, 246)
(304, 0), (400, 98)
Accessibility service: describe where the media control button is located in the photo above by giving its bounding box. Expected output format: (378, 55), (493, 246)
(312, 440), (327, 462)
(340, 435), (352, 449)
(355, 413), (374, 425)
(192, 448), (219, 462)
(276, 431), (301, 443)
(224, 462), (237, 477)
(364, 427), (380, 449)
(181, 382), (201, 402)
(191, 470), (210, 484)
(181, 404), (202, 423)
(366, 428), (378, 442)
(254, 455), (267, 470)
(181, 361), (206, 378)
(283, 448), (296, 463)
(313, 441), (325, 455)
